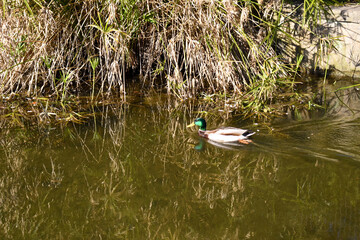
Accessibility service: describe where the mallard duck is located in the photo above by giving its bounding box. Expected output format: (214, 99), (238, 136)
(187, 118), (255, 144)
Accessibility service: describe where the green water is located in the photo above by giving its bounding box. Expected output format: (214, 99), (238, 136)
(1, 82), (360, 239)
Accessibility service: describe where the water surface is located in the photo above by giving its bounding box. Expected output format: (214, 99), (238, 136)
(1, 80), (360, 239)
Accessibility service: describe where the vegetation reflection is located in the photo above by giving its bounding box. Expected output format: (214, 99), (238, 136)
(1, 92), (360, 238)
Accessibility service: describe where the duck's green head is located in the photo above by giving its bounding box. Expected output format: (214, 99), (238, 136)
(187, 118), (207, 131)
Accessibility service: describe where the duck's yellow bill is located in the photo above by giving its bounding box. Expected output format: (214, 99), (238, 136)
(186, 122), (195, 128)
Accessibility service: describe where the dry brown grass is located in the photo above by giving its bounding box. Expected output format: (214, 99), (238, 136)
(139, 0), (288, 98)
(0, 0), (334, 116)
(0, 0), (135, 98)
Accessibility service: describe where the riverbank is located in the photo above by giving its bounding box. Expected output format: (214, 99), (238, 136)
(0, 1), (357, 122)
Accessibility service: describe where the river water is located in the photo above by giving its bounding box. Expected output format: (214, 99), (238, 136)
(0, 80), (360, 239)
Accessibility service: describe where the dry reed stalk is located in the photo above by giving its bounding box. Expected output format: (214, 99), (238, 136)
(0, 0), (136, 98)
(0, 0), (334, 117)
(139, 0), (287, 101)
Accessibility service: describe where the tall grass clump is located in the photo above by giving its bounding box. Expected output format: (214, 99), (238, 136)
(0, 0), (140, 97)
(140, 1), (289, 100)
(0, 0), (335, 116)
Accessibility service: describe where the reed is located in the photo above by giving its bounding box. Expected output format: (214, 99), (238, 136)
(0, 0), (338, 116)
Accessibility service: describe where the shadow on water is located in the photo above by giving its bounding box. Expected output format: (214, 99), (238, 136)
(1, 79), (360, 239)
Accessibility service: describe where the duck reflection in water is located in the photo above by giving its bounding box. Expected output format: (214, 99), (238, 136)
(193, 138), (251, 151)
